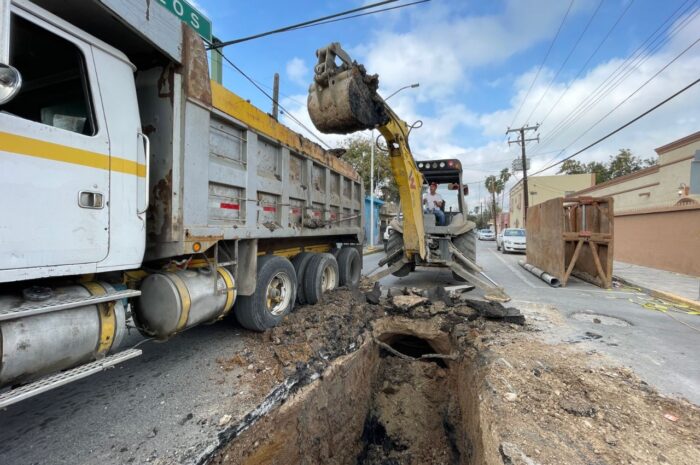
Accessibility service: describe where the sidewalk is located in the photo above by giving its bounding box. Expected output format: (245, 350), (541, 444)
(363, 245), (384, 256)
(613, 260), (700, 310)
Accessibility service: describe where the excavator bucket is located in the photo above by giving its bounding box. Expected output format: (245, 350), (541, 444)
(308, 43), (389, 134)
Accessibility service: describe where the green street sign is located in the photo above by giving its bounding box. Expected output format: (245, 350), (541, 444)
(157, 0), (212, 42)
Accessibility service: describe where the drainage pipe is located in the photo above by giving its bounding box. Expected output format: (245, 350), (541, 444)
(518, 261), (561, 287)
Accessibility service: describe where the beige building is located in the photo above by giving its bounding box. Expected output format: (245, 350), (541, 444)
(573, 131), (700, 276)
(509, 173), (596, 228)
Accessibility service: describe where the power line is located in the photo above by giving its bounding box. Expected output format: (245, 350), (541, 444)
(548, 35), (700, 164)
(532, 0), (636, 131)
(523, 0), (605, 124)
(529, 76), (700, 177)
(508, 0), (575, 129)
(210, 0), (423, 49)
(288, 0), (430, 32)
(533, 0), (699, 155)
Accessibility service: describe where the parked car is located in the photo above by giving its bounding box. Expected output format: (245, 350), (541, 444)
(477, 229), (495, 241)
(497, 228), (527, 253)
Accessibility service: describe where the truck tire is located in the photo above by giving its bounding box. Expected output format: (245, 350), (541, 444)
(235, 255), (297, 331)
(385, 232), (412, 277)
(303, 253), (339, 304)
(336, 247), (361, 287)
(291, 252), (315, 305)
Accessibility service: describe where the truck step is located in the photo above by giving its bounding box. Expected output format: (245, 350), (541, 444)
(0, 348), (142, 409)
(0, 289), (141, 322)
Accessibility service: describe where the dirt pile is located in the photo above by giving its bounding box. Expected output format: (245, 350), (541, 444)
(205, 286), (700, 465)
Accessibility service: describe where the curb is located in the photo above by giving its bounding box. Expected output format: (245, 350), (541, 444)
(363, 247), (384, 256)
(613, 275), (700, 312)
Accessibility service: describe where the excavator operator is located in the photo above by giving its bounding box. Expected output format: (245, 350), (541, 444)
(423, 181), (445, 226)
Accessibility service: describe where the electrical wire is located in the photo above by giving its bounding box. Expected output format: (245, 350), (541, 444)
(546, 35), (699, 165)
(533, 0), (699, 155)
(210, 0), (424, 49)
(508, 0), (576, 129)
(532, 0), (636, 131)
(288, 0), (430, 32)
(528, 76), (700, 177)
(523, 0), (605, 124)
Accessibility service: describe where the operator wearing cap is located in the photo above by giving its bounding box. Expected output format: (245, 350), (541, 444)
(423, 181), (445, 226)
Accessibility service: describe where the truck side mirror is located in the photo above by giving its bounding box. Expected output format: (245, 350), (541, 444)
(463, 185), (469, 196)
(0, 64), (22, 105)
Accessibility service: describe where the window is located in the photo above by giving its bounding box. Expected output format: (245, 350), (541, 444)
(1, 14), (96, 135)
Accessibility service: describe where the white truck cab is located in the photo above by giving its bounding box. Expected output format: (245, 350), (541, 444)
(0, 0), (146, 282)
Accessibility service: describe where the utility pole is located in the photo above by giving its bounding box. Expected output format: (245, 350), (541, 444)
(272, 73), (280, 121)
(506, 124), (539, 228)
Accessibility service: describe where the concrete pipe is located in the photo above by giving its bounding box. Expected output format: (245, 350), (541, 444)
(518, 261), (561, 287)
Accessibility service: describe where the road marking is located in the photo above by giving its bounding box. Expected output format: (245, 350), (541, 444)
(489, 248), (538, 288)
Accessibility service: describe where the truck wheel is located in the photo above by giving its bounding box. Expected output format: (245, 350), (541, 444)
(337, 247), (361, 287)
(291, 252), (315, 305)
(235, 255), (297, 331)
(303, 253), (339, 304)
(452, 229), (476, 262)
(386, 232), (412, 277)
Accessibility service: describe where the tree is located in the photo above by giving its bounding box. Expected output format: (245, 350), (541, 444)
(557, 149), (656, 184)
(485, 175), (504, 236)
(340, 135), (399, 202)
(498, 167), (511, 220)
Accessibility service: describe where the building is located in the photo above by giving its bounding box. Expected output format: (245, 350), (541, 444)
(572, 131), (700, 276)
(363, 196), (384, 246)
(509, 173), (596, 228)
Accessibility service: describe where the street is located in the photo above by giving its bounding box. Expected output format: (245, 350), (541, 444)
(1, 241), (699, 465)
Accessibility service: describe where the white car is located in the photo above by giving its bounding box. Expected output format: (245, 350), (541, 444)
(497, 228), (527, 253)
(477, 229), (495, 241)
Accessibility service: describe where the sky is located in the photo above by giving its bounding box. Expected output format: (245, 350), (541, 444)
(192, 0), (700, 208)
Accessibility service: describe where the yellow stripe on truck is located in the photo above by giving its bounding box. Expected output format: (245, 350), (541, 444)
(0, 131), (146, 177)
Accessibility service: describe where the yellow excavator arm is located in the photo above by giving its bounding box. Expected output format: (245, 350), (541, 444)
(307, 43), (426, 260)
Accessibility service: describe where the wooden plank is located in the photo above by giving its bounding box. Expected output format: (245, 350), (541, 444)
(562, 239), (584, 286)
(590, 242), (608, 288)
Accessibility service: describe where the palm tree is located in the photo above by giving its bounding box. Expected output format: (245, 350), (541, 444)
(485, 175), (502, 236)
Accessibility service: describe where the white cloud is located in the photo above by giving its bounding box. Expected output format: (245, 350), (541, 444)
(285, 57), (309, 87)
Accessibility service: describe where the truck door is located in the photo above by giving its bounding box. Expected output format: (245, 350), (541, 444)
(0, 11), (110, 270)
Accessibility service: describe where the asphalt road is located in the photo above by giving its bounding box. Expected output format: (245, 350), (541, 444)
(368, 239), (700, 405)
(1, 241), (698, 465)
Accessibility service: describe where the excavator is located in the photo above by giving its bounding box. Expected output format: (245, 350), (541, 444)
(307, 43), (509, 302)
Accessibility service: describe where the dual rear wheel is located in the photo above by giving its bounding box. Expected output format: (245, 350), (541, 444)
(235, 247), (361, 331)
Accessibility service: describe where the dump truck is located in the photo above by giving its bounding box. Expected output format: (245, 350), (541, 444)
(0, 0), (364, 407)
(307, 43), (507, 299)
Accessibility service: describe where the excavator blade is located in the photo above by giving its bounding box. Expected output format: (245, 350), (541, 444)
(308, 43), (389, 134)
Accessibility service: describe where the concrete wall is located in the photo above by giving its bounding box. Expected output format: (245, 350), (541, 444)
(510, 173), (595, 228)
(615, 205), (700, 276)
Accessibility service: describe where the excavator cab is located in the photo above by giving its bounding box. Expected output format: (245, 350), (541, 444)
(417, 159), (469, 230)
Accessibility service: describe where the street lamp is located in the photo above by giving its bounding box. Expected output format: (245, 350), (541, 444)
(369, 83), (420, 247)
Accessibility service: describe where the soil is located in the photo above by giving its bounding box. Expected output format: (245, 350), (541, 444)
(204, 284), (700, 465)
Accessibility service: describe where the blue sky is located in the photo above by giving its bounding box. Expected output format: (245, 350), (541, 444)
(192, 0), (700, 200)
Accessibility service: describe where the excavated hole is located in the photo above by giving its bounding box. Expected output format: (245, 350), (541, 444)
(212, 320), (487, 465)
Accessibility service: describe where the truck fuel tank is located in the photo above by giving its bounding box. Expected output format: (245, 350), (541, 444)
(135, 267), (236, 339)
